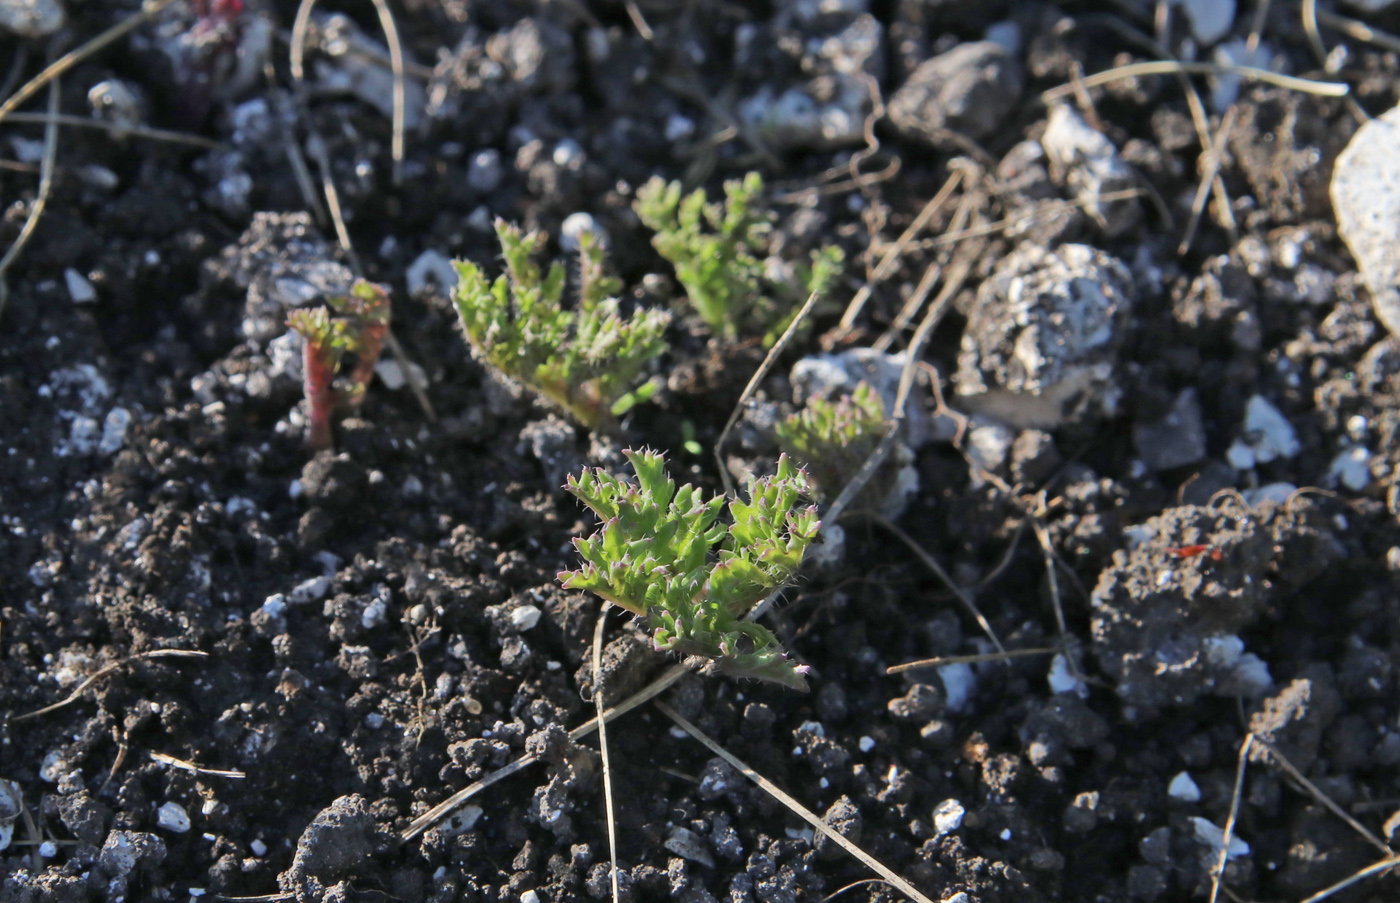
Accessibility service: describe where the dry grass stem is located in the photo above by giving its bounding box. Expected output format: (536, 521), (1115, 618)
(593, 612), (623, 903)
(400, 664), (693, 842)
(1178, 105), (1239, 255)
(715, 288), (823, 498)
(149, 751), (246, 779)
(0, 0), (183, 125)
(1318, 8), (1400, 55)
(1298, 855), (1400, 903)
(1252, 738), (1391, 855)
(1207, 732), (1253, 903)
(3, 112), (222, 147)
(1041, 61), (1349, 104)
(0, 76), (59, 323)
(886, 647), (1058, 675)
(367, 0), (408, 184)
(833, 167), (964, 339)
(858, 513), (1006, 655)
(656, 700), (938, 903)
(13, 649), (207, 723)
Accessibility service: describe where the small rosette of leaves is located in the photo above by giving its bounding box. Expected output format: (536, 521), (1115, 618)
(776, 382), (887, 503)
(559, 449), (819, 690)
(451, 220), (670, 431)
(635, 172), (845, 344)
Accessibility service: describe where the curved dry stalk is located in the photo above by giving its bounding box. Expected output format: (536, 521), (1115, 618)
(13, 649), (207, 723)
(366, 0), (407, 184)
(593, 612), (622, 903)
(399, 663), (692, 842)
(714, 287), (824, 498)
(1318, 7), (1400, 55)
(0, 76), (60, 324)
(0, 0), (183, 125)
(856, 513), (1005, 655)
(655, 700), (937, 903)
(1041, 60), (1349, 104)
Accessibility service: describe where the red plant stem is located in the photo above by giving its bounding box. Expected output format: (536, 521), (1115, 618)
(303, 338), (337, 451)
(346, 321), (387, 406)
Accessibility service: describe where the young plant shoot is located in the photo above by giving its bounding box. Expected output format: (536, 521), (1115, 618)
(559, 449), (820, 691)
(634, 172), (845, 344)
(776, 381), (887, 504)
(285, 279), (391, 451)
(452, 220), (671, 431)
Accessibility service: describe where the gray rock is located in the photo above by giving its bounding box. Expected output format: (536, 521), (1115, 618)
(739, 14), (884, 152)
(279, 794), (379, 902)
(1133, 388), (1207, 471)
(1171, 0), (1235, 45)
(1092, 503), (1278, 711)
(218, 213), (355, 347)
(1331, 103), (1400, 337)
(888, 41), (1023, 145)
(1041, 104), (1141, 238)
(954, 244), (1134, 429)
(0, 0), (64, 37)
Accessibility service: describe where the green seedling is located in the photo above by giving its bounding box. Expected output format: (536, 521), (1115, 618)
(559, 449), (820, 690)
(776, 382), (887, 504)
(452, 220), (671, 431)
(285, 279), (391, 451)
(635, 172), (846, 344)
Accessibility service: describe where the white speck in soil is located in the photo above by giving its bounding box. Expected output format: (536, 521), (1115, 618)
(858, 736), (874, 753)
(157, 802), (191, 833)
(933, 799), (965, 836)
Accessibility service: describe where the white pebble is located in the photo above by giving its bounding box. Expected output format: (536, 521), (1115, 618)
(933, 799), (965, 836)
(250, 838), (267, 857)
(509, 604), (542, 631)
(157, 801), (192, 833)
(65, 269), (97, 304)
(1169, 771), (1202, 802)
(858, 736), (875, 753)
(1191, 816), (1250, 859)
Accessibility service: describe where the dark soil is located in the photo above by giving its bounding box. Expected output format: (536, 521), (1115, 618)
(2, 2), (1399, 903)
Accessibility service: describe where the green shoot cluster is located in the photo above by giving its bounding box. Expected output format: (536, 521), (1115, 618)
(635, 172), (845, 344)
(776, 382), (887, 503)
(559, 449), (820, 690)
(451, 220), (671, 431)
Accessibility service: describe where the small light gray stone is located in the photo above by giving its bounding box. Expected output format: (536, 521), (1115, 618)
(1041, 104), (1141, 238)
(1332, 103), (1400, 337)
(888, 41), (1023, 145)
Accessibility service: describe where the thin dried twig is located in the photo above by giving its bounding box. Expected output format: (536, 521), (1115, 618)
(4, 112), (223, 148)
(1252, 738), (1391, 856)
(1041, 61), (1350, 104)
(656, 700), (938, 903)
(400, 663), (692, 842)
(1299, 855), (1400, 903)
(855, 513), (1005, 655)
(1207, 732), (1253, 903)
(1318, 8), (1400, 55)
(0, 0), (183, 125)
(832, 167), (964, 341)
(367, 0), (408, 185)
(886, 647), (1058, 675)
(714, 288), (823, 498)
(1177, 105), (1239, 255)
(13, 650), (208, 723)
(149, 751), (246, 779)
(593, 612), (623, 903)
(0, 75), (60, 324)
